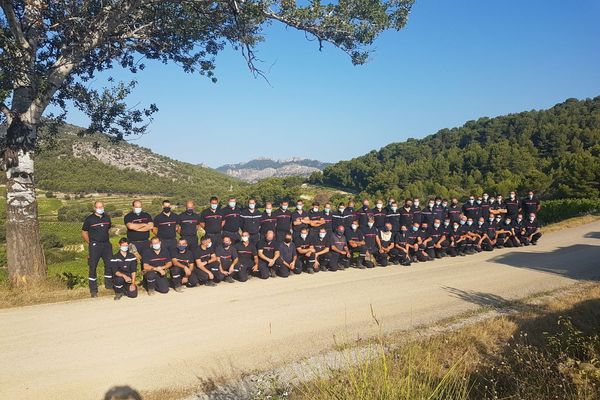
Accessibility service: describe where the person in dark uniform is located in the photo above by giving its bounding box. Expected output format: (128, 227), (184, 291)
(372, 200), (387, 230)
(322, 203), (334, 233)
(426, 218), (447, 259)
(82, 201), (113, 297)
(433, 197), (446, 222)
(484, 215), (498, 250)
(332, 203), (349, 232)
(522, 213), (542, 245)
(111, 238), (138, 300)
(386, 201), (401, 233)
(410, 221), (430, 262)
(152, 200), (178, 256)
(276, 232), (298, 278)
(177, 200), (201, 250)
(462, 217), (478, 254)
(234, 232), (258, 282)
(399, 200), (413, 231)
(412, 198), (422, 225)
(220, 197), (242, 244)
(490, 195), (507, 217)
(356, 199), (373, 233)
(142, 237), (172, 295)
(171, 238), (197, 291)
(329, 225), (350, 271)
(200, 197), (223, 245)
(513, 213), (527, 243)
(274, 200), (293, 242)
(294, 227), (315, 274)
(394, 225), (412, 266)
(505, 191), (520, 220)
(362, 217), (378, 268)
(308, 202), (325, 238)
(193, 236), (219, 286)
(521, 190), (541, 216)
(312, 228), (331, 272)
(257, 230), (280, 279)
(462, 195), (480, 221)
(447, 198), (462, 223)
(240, 198), (262, 245)
(447, 221), (467, 257)
(260, 202), (277, 240)
(496, 216), (520, 248)
(124, 200), (153, 260)
(292, 199), (310, 239)
(375, 221), (397, 266)
(472, 216), (493, 252)
(215, 236), (237, 283)
(420, 200), (434, 226)
(480, 193), (492, 220)
(346, 220), (369, 268)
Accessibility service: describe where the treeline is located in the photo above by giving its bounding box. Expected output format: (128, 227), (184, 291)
(311, 97), (600, 200)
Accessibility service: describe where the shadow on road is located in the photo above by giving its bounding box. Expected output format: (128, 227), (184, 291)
(488, 244), (600, 280)
(584, 231), (600, 239)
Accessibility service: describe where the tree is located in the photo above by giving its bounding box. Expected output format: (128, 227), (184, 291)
(0, 0), (414, 284)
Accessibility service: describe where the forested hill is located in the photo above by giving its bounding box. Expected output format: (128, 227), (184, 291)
(313, 97), (600, 200)
(217, 157), (330, 182)
(13, 123), (242, 202)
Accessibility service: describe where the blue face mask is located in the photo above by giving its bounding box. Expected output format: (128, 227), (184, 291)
(211, 204), (218, 210)
(460, 220), (466, 225)
(177, 245), (187, 251)
(412, 226), (419, 231)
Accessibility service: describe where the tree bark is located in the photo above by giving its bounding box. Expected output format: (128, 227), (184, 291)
(4, 115), (47, 285)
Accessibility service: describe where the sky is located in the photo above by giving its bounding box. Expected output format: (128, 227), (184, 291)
(64, 0), (600, 168)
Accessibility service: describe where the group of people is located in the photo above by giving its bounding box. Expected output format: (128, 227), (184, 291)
(81, 190), (543, 300)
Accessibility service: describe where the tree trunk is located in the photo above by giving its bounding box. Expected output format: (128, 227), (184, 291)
(4, 116), (47, 284)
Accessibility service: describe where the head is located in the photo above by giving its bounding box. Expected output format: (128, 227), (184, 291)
(265, 230), (275, 241)
(177, 238), (188, 252)
(284, 232), (293, 243)
(444, 218), (451, 226)
(362, 198), (370, 208)
(428, 199), (435, 208)
(324, 203), (331, 213)
(336, 225), (345, 235)
(367, 217), (375, 228)
(478, 217), (485, 225)
(468, 195), (475, 203)
(421, 222), (428, 230)
(451, 197), (458, 205)
(201, 236), (212, 249)
(413, 198), (420, 206)
(248, 198), (256, 210)
(300, 228), (309, 240)
(347, 200), (355, 209)
(412, 222), (420, 231)
(509, 191), (516, 199)
(228, 197), (236, 208)
(265, 201), (273, 213)
(384, 222), (392, 232)
(483, 193), (489, 201)
(132, 200), (142, 214)
(162, 200), (171, 213)
(376, 199), (383, 209)
(94, 201), (104, 215)
(151, 237), (161, 251)
(319, 228), (327, 239)
(405, 198), (413, 208)
(241, 231), (250, 243)
(296, 199), (303, 210)
(433, 218), (441, 228)
(280, 200), (289, 211)
(312, 202), (320, 212)
(338, 202), (346, 213)
(390, 201), (398, 211)
(351, 220), (359, 230)
(528, 190), (535, 199)
(529, 213), (536, 221)
(185, 200), (194, 212)
(467, 218), (474, 226)
(517, 213), (523, 221)
(222, 235), (232, 248)
(210, 196), (219, 210)
(118, 238), (129, 253)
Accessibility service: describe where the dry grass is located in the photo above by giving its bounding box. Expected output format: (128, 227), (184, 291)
(542, 214), (600, 233)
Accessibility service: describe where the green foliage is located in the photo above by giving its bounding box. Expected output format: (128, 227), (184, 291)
(57, 203), (91, 222)
(57, 272), (88, 290)
(316, 97), (600, 200)
(235, 177), (304, 206)
(41, 233), (63, 250)
(45, 249), (79, 265)
(45, 191), (55, 198)
(537, 199), (600, 224)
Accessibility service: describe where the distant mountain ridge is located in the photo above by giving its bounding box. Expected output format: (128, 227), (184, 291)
(217, 157), (331, 182)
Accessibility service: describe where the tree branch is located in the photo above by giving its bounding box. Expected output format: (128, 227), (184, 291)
(0, 0), (30, 50)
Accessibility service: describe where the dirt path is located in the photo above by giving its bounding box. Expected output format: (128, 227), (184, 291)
(1, 222), (599, 400)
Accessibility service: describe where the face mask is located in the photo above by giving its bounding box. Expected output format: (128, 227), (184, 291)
(133, 207), (142, 214)
(517, 218), (522, 222)
(428, 203), (434, 208)
(414, 201), (420, 207)
(241, 236), (249, 242)
(296, 204), (303, 210)
(284, 238), (292, 244)
(483, 196), (489, 200)
(436, 201), (441, 205)
(319, 232), (326, 239)
(444, 221), (450, 226)
(460, 220), (466, 225)
(490, 198), (495, 203)
(434, 223), (440, 228)
(313, 207), (319, 212)
(391, 207), (397, 212)
(351, 224), (358, 230)
(163, 207), (171, 213)
(477, 200), (482, 205)
(211, 204), (218, 210)
(120, 245), (129, 252)
(478, 221), (483, 226)
(469, 199), (474, 204)
(228, 202), (236, 208)
(324, 208), (331, 213)
(265, 208), (272, 214)
(529, 195), (534, 199)
(529, 217), (535, 221)
(442, 202), (448, 208)
(152, 243), (161, 250)
(206, 242), (212, 249)
(186, 208), (194, 213)
(412, 226), (418, 231)
(337, 229), (345, 235)
(223, 242), (231, 248)
(301, 233), (308, 240)
(505, 220), (511, 225)
(95, 208), (104, 215)
(510, 194), (515, 199)
(467, 221), (473, 226)
(339, 207), (345, 213)
(249, 204), (256, 210)
(498, 198), (503, 203)
(489, 218), (494, 222)
(368, 222), (374, 228)
(282, 205), (288, 211)
(376, 204), (383, 209)
(453, 225), (459, 230)
(177, 245), (187, 251)
(496, 218), (502, 222)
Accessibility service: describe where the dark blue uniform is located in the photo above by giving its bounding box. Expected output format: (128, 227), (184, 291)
(82, 213), (113, 294)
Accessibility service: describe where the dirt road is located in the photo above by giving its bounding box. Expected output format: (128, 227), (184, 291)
(1, 222), (599, 399)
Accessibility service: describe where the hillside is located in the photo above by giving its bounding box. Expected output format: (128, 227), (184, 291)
(7, 123), (243, 202)
(217, 157), (330, 182)
(313, 97), (600, 200)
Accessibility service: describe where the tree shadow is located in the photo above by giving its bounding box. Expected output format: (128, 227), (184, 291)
(584, 231), (600, 239)
(488, 244), (600, 280)
(442, 286), (545, 314)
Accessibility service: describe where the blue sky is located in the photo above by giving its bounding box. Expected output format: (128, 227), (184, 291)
(65, 0), (600, 168)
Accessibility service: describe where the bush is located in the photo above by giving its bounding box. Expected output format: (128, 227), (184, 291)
(538, 198), (600, 225)
(45, 249), (80, 264)
(41, 233), (63, 250)
(57, 272), (88, 289)
(57, 203), (91, 222)
(63, 194), (71, 200)
(45, 191), (55, 198)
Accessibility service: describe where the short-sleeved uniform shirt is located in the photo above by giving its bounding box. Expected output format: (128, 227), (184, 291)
(172, 249), (195, 266)
(447, 205), (462, 223)
(278, 242), (297, 264)
(363, 225), (379, 250)
(82, 213), (112, 242)
(111, 251), (137, 277)
(308, 209), (324, 232)
(427, 226), (445, 246)
(411, 206), (423, 225)
(142, 248), (172, 268)
(372, 207), (387, 229)
(331, 233), (348, 252)
(274, 208), (292, 233)
(294, 235), (313, 254)
(257, 239), (278, 259)
(524, 219), (540, 236)
(260, 211), (278, 236)
(221, 206), (242, 232)
(462, 202), (480, 220)
(153, 212), (178, 240)
(240, 208), (262, 235)
(432, 204), (446, 221)
(312, 235), (331, 253)
(398, 207), (413, 230)
(322, 211), (333, 232)
(486, 220), (498, 239)
(124, 211), (152, 241)
(178, 211), (200, 237)
(195, 246), (216, 266)
(521, 196), (540, 215)
(386, 209), (401, 232)
(291, 210), (309, 235)
(395, 232), (409, 247)
(345, 228), (364, 249)
(216, 245), (237, 269)
(421, 207), (435, 225)
(504, 198), (520, 219)
(355, 206), (373, 231)
(235, 242), (257, 266)
(480, 201), (492, 219)
(200, 208), (223, 235)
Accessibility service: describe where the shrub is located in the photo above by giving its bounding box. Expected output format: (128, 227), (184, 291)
(41, 233), (63, 250)
(57, 203), (91, 222)
(538, 198), (600, 225)
(45, 191), (55, 198)
(45, 249), (80, 264)
(57, 272), (88, 289)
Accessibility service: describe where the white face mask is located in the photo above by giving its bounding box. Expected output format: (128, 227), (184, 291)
(351, 224), (358, 230)
(368, 222), (374, 228)
(296, 204), (303, 210)
(301, 233), (308, 240)
(434, 223), (440, 228)
(391, 207), (397, 212)
(95, 208), (104, 215)
(249, 204), (255, 209)
(414, 201), (420, 207)
(282, 205), (288, 211)
(529, 216), (535, 221)
(324, 208), (331, 213)
(206, 242), (212, 249)
(436, 201), (441, 205)
(339, 207), (345, 213)
(120, 245), (129, 252)
(152, 243), (161, 250)
(265, 208), (272, 214)
(241, 236), (249, 242)
(483, 196), (489, 200)
(319, 232), (326, 238)
(313, 207), (319, 212)
(133, 207), (142, 214)
(211, 204), (218, 210)
(229, 201), (236, 208)
(376, 204), (383, 209)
